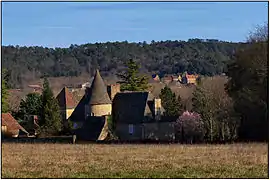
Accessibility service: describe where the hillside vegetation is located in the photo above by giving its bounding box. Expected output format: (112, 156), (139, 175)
(2, 39), (243, 88)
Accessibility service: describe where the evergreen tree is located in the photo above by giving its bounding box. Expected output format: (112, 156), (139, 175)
(18, 93), (42, 117)
(16, 93), (42, 129)
(1, 69), (9, 113)
(159, 86), (183, 117)
(117, 59), (149, 91)
(40, 78), (62, 135)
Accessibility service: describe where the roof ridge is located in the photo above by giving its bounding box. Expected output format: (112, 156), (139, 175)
(56, 87), (76, 109)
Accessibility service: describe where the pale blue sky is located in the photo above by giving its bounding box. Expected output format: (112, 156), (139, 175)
(2, 2), (268, 48)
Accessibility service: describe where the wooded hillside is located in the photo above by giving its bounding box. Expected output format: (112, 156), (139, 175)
(2, 39), (244, 88)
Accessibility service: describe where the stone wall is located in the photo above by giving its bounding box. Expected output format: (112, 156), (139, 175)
(66, 108), (74, 119)
(115, 123), (143, 141)
(143, 122), (175, 141)
(107, 84), (121, 100)
(115, 121), (175, 141)
(91, 104), (112, 116)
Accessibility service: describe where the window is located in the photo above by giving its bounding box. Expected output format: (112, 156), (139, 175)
(73, 123), (78, 129)
(128, 124), (134, 135)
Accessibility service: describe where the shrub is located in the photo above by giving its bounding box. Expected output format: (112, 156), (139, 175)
(175, 111), (205, 143)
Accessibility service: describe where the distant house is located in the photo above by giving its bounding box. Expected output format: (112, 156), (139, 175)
(149, 74), (161, 84)
(152, 74), (160, 82)
(172, 75), (179, 82)
(181, 73), (199, 85)
(177, 75), (182, 81)
(1, 113), (28, 138)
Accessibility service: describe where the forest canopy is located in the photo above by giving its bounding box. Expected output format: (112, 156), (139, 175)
(2, 39), (245, 88)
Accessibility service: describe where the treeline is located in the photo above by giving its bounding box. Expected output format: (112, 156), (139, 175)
(160, 24), (268, 142)
(2, 39), (244, 88)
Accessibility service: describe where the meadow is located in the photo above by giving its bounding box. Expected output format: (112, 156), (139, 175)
(1, 143), (268, 178)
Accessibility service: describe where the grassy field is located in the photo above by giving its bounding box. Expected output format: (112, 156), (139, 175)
(1, 143), (268, 178)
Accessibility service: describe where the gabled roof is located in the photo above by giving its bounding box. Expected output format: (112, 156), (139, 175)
(86, 69), (111, 105)
(112, 92), (153, 124)
(56, 87), (77, 109)
(69, 95), (87, 122)
(1, 113), (28, 134)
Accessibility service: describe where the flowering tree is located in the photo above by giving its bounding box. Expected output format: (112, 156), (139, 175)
(175, 111), (205, 144)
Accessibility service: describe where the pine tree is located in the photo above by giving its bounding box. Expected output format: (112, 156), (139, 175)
(40, 78), (62, 136)
(117, 59), (149, 91)
(1, 69), (9, 113)
(16, 93), (42, 129)
(159, 86), (183, 117)
(18, 93), (42, 118)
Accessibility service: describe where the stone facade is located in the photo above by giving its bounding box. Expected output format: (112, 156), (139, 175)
(90, 104), (112, 117)
(115, 122), (175, 141)
(143, 122), (175, 141)
(66, 109), (74, 119)
(107, 84), (121, 100)
(153, 98), (162, 121)
(115, 123), (143, 141)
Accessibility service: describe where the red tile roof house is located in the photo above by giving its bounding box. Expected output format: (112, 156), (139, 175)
(1, 113), (29, 138)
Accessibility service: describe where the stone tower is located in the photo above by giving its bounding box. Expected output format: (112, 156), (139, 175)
(107, 83), (121, 101)
(84, 69), (112, 118)
(154, 98), (162, 121)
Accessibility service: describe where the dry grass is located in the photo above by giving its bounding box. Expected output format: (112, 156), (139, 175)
(2, 143), (268, 178)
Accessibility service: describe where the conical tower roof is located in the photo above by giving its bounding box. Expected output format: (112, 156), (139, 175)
(87, 69), (111, 105)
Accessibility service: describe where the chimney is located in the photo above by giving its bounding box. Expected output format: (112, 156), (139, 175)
(154, 98), (162, 121)
(107, 84), (120, 101)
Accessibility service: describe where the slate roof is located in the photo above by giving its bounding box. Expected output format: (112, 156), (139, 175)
(1, 113), (28, 134)
(112, 92), (153, 124)
(74, 116), (107, 141)
(86, 69), (111, 105)
(56, 87), (77, 109)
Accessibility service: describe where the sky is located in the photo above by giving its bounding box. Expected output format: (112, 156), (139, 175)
(2, 2), (268, 48)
